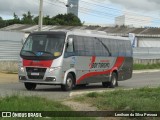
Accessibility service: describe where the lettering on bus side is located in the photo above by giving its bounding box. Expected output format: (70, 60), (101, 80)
(91, 63), (110, 69)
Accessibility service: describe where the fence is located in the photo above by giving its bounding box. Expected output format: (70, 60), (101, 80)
(133, 47), (160, 59)
(0, 31), (24, 72)
(0, 31), (24, 61)
(133, 47), (160, 64)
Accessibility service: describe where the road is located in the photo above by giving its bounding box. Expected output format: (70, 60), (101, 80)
(0, 72), (160, 100)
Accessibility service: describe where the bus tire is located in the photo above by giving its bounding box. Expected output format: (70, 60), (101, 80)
(109, 72), (118, 88)
(61, 73), (74, 91)
(24, 83), (36, 90)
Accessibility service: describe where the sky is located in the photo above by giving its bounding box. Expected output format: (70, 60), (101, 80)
(0, 0), (160, 27)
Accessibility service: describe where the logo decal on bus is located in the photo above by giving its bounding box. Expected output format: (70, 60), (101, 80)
(91, 63), (110, 69)
(89, 56), (110, 69)
(71, 57), (76, 64)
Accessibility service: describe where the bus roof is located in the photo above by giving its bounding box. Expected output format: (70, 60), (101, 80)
(30, 31), (67, 36)
(68, 30), (129, 41)
(31, 30), (129, 41)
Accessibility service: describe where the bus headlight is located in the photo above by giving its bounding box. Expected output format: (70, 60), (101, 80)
(19, 67), (25, 72)
(49, 67), (61, 73)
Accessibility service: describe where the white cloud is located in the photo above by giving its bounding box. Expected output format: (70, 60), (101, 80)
(109, 0), (160, 13)
(0, 0), (67, 19)
(0, 0), (159, 21)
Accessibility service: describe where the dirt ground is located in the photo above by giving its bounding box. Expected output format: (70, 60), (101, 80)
(62, 101), (121, 120)
(0, 72), (18, 84)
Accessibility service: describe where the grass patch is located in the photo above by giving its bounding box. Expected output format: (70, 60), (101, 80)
(86, 92), (99, 98)
(0, 95), (93, 120)
(0, 95), (71, 111)
(74, 87), (160, 119)
(133, 63), (160, 70)
(74, 87), (160, 111)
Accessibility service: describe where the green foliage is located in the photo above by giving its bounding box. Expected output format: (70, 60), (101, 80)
(133, 63), (160, 70)
(86, 92), (98, 98)
(13, 12), (20, 24)
(0, 12), (82, 28)
(0, 95), (72, 111)
(52, 13), (82, 26)
(0, 17), (6, 28)
(21, 11), (35, 24)
(0, 95), (93, 120)
(74, 87), (160, 112)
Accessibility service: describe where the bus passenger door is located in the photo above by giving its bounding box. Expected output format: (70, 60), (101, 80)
(62, 36), (76, 78)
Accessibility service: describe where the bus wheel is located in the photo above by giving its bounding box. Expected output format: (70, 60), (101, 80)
(24, 83), (36, 90)
(109, 72), (118, 88)
(61, 73), (74, 91)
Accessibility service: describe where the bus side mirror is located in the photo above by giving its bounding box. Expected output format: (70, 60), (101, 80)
(68, 38), (73, 46)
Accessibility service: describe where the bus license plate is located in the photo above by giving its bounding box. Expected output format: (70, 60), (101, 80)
(31, 73), (39, 76)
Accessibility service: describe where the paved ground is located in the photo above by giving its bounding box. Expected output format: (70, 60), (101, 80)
(0, 72), (18, 84)
(0, 70), (160, 100)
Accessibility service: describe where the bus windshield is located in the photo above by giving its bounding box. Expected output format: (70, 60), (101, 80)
(20, 34), (65, 60)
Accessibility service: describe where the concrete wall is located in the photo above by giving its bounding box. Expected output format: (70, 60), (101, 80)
(0, 61), (18, 72)
(0, 31), (24, 60)
(134, 59), (160, 65)
(133, 47), (160, 59)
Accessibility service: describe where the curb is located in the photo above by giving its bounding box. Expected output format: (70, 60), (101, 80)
(69, 88), (135, 97)
(133, 69), (160, 74)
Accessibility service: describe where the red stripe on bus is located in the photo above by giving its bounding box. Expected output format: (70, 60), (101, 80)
(23, 59), (53, 68)
(76, 57), (125, 84)
(89, 56), (96, 68)
(111, 57), (125, 71)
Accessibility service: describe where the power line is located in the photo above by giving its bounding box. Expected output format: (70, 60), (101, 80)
(80, 0), (160, 21)
(43, 0), (113, 20)
(43, 0), (160, 25)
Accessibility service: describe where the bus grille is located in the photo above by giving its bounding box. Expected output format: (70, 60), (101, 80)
(26, 67), (46, 79)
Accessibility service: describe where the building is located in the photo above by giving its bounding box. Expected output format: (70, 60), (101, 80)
(67, 0), (79, 17)
(84, 23), (115, 27)
(1, 24), (160, 62)
(115, 14), (152, 28)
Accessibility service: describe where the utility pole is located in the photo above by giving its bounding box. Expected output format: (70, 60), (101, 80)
(38, 0), (43, 31)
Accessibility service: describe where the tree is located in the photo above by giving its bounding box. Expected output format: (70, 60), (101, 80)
(0, 16), (2, 21)
(13, 12), (20, 24)
(43, 15), (53, 25)
(52, 13), (82, 26)
(33, 16), (39, 24)
(0, 12), (82, 28)
(0, 17), (4, 28)
(21, 11), (35, 24)
(0, 17), (7, 28)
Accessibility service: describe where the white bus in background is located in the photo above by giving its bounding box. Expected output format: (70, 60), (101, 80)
(18, 30), (133, 91)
